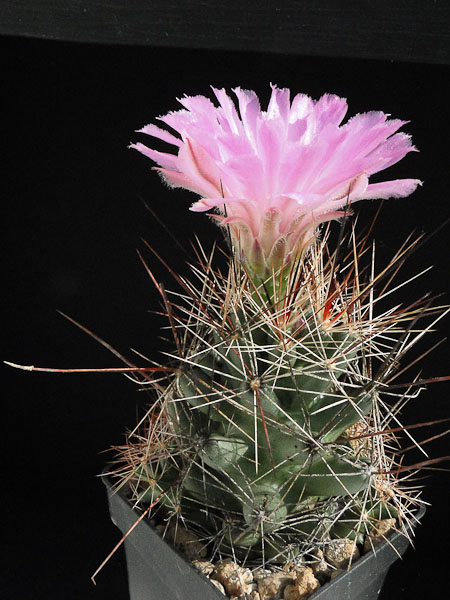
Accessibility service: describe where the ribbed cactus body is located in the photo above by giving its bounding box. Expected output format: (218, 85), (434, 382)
(170, 323), (372, 549)
(121, 232), (429, 565)
(127, 261), (394, 561)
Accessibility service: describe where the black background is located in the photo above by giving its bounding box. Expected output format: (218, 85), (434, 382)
(2, 34), (450, 599)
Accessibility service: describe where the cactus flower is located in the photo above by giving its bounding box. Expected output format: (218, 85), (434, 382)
(131, 86), (420, 273)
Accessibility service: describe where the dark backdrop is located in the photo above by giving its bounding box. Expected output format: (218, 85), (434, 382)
(2, 35), (450, 599)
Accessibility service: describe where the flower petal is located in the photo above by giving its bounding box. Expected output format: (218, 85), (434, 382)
(129, 143), (179, 170)
(137, 123), (182, 147)
(232, 87), (260, 147)
(357, 179), (422, 200)
(177, 138), (222, 197)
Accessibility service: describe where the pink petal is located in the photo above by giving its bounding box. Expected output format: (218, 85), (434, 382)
(177, 138), (222, 197)
(215, 131), (254, 162)
(281, 192), (328, 209)
(137, 123), (182, 147)
(294, 210), (349, 238)
(233, 87), (261, 145)
(177, 94), (216, 116)
(129, 143), (179, 170)
(155, 167), (205, 195)
(290, 93), (314, 121)
(364, 133), (417, 175)
(327, 172), (369, 205)
(257, 118), (283, 197)
(313, 94), (348, 128)
(287, 118), (307, 142)
(156, 110), (191, 136)
(217, 154), (265, 202)
(190, 195), (250, 213)
(267, 85), (290, 121)
(211, 87), (242, 135)
(190, 197), (231, 212)
(357, 179), (422, 200)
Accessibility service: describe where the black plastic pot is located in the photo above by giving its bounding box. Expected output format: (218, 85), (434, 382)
(104, 475), (423, 600)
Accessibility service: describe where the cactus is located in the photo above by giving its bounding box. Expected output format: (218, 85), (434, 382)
(114, 226), (436, 566)
(112, 87), (438, 567)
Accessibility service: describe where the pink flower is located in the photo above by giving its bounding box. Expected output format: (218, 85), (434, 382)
(131, 86), (420, 273)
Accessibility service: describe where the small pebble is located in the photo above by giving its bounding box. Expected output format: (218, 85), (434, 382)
(257, 571), (295, 600)
(253, 568), (272, 581)
(212, 559), (252, 596)
(211, 578), (226, 594)
(230, 593), (261, 600)
(309, 549), (332, 582)
(295, 567), (320, 599)
(363, 518), (397, 553)
(325, 538), (360, 569)
(193, 560), (214, 576)
(283, 584), (299, 600)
